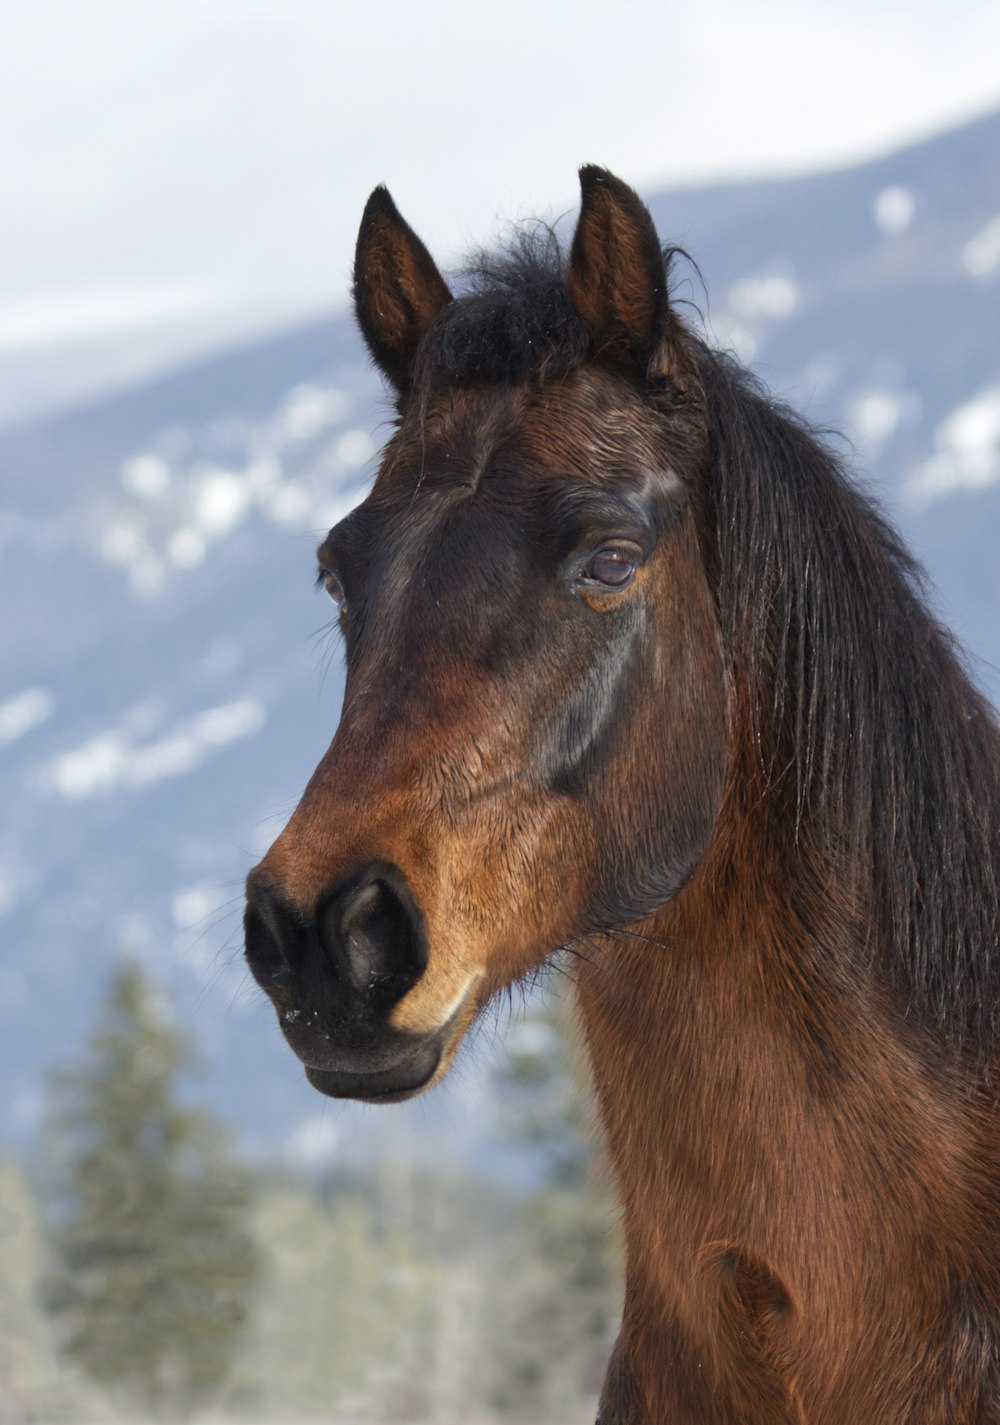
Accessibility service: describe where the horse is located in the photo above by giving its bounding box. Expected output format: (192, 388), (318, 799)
(243, 167), (1000, 1422)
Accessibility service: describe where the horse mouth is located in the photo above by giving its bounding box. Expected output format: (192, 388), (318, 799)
(304, 1046), (442, 1104)
(277, 997), (469, 1104)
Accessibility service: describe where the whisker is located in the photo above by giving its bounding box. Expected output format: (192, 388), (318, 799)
(603, 926), (673, 952)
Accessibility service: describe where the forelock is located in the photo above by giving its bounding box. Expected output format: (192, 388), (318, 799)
(412, 225), (588, 390)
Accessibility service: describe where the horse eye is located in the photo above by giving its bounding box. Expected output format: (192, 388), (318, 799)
(582, 547), (638, 588)
(320, 569), (346, 609)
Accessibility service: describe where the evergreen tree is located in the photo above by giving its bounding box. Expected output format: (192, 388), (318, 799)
(497, 979), (597, 1189)
(0, 1160), (51, 1419)
(43, 961), (258, 1417)
(488, 979), (622, 1419)
(231, 1181), (439, 1417)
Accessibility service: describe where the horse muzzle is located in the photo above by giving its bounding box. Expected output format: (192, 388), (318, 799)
(283, 1013), (448, 1103)
(244, 860), (457, 1102)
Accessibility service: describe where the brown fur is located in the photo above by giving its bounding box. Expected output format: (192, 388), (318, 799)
(244, 170), (1000, 1421)
(578, 781), (1000, 1421)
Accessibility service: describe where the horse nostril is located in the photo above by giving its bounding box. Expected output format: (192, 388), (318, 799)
(244, 873), (306, 983)
(320, 865), (426, 1000)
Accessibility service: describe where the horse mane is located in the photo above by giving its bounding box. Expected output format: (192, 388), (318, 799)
(703, 355), (1000, 1059)
(412, 226), (1000, 1059)
(413, 224), (587, 390)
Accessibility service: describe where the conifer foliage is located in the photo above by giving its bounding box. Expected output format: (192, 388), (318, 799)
(487, 986), (621, 1418)
(44, 962), (258, 1416)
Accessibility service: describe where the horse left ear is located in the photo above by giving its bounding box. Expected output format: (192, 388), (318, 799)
(353, 186), (453, 391)
(568, 166), (683, 382)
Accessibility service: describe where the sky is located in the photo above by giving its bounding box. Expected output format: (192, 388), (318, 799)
(3, 0), (1000, 420)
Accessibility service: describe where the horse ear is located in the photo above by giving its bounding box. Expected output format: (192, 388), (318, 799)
(353, 186), (452, 391)
(567, 166), (681, 381)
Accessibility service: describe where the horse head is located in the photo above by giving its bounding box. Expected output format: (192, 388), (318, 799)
(243, 169), (728, 1102)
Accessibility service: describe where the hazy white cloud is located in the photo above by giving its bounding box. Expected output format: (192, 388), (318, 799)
(2, 0), (998, 357)
(0, 287), (213, 352)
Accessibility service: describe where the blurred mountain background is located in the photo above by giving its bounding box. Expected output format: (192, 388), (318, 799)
(4, 10), (1000, 1425)
(3, 105), (1000, 1170)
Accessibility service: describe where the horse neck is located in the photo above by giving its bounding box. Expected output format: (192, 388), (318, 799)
(572, 789), (1000, 1418)
(574, 800), (872, 1241)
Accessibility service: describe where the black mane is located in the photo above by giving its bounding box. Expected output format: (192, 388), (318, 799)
(413, 227), (1000, 1058)
(704, 354), (1000, 1058)
(414, 226), (586, 389)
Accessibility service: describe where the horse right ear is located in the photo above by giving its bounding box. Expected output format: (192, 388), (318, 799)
(568, 166), (685, 384)
(353, 187), (452, 391)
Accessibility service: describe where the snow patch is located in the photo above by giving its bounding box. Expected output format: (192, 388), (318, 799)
(266, 482), (313, 526)
(705, 311), (757, 364)
(728, 274), (798, 321)
(193, 467), (252, 538)
(103, 378), (369, 593)
(46, 732), (129, 798)
(121, 453), (170, 499)
(171, 883), (245, 988)
(44, 698), (267, 800)
(333, 428), (375, 471)
(98, 518), (166, 596)
(127, 735), (205, 786)
(243, 455), (282, 496)
(192, 700), (265, 744)
(168, 526), (207, 568)
(849, 390), (905, 444)
(272, 383), (350, 443)
(903, 386), (1000, 506)
(100, 518), (147, 565)
(963, 216), (1000, 278)
(0, 687), (54, 745)
(873, 186), (915, 235)
(172, 885), (228, 928)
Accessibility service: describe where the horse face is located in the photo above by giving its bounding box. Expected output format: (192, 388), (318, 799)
(244, 172), (729, 1102)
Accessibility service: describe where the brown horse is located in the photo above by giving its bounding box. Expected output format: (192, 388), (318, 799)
(244, 168), (1000, 1422)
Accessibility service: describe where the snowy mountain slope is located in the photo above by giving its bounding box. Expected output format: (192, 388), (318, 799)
(653, 104), (1000, 681)
(1, 339), (398, 1158)
(2, 107), (998, 1162)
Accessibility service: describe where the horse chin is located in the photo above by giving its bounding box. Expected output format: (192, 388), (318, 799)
(283, 984), (478, 1104)
(304, 1044), (443, 1104)
(277, 1015), (444, 1103)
